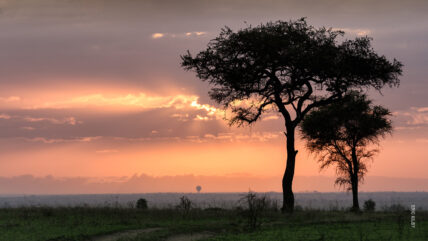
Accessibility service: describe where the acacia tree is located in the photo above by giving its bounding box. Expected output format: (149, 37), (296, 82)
(300, 92), (392, 211)
(181, 18), (402, 213)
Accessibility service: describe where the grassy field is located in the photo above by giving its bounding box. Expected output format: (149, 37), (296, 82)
(0, 204), (426, 241)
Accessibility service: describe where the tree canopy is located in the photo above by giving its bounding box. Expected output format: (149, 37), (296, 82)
(300, 92), (392, 210)
(181, 18), (402, 127)
(300, 92), (392, 188)
(181, 18), (402, 213)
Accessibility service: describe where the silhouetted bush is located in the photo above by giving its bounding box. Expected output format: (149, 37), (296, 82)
(239, 192), (268, 231)
(136, 198), (148, 210)
(176, 196), (192, 217)
(363, 199), (376, 212)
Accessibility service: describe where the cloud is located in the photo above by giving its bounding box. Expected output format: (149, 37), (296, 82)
(19, 136), (101, 144)
(151, 33), (164, 39)
(262, 115), (279, 121)
(25, 92), (223, 120)
(152, 31), (208, 39)
(194, 115), (209, 121)
(171, 113), (190, 121)
(185, 31), (207, 37)
(186, 131), (281, 143)
(0, 96), (21, 102)
(0, 95), (229, 141)
(23, 116), (79, 125)
(333, 27), (372, 36)
(394, 107), (428, 126)
(29, 93), (200, 110)
(0, 113), (11, 119)
(20, 126), (35, 131)
(190, 100), (217, 115)
(416, 107), (428, 112)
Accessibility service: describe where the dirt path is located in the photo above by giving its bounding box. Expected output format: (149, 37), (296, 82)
(90, 227), (162, 241)
(165, 232), (214, 241)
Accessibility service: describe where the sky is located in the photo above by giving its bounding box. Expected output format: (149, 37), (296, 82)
(0, 0), (427, 193)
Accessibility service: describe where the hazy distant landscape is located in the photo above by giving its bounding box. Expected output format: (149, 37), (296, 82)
(1, 192), (427, 210)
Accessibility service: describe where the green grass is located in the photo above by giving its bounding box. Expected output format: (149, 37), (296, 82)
(0, 207), (426, 241)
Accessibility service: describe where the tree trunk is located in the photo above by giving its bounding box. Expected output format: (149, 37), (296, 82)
(351, 175), (360, 212)
(351, 148), (360, 212)
(282, 124), (297, 213)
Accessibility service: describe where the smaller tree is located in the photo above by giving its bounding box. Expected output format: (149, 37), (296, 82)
(136, 198), (148, 210)
(300, 92), (392, 211)
(363, 199), (376, 212)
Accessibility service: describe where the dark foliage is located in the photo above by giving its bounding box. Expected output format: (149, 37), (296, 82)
(136, 198), (148, 210)
(239, 192), (268, 231)
(181, 18), (402, 212)
(364, 199), (376, 212)
(177, 196), (193, 218)
(300, 92), (392, 211)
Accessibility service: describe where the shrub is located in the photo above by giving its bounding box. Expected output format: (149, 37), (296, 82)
(239, 192), (268, 231)
(136, 198), (148, 210)
(363, 199), (376, 212)
(177, 196), (192, 217)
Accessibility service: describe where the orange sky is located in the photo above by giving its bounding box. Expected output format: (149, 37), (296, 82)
(0, 0), (427, 193)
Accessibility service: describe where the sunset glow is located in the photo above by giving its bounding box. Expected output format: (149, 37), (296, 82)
(0, 0), (427, 194)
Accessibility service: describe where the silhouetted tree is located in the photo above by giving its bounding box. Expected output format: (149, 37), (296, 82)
(136, 198), (148, 210)
(181, 18), (402, 213)
(300, 92), (392, 211)
(364, 199), (376, 212)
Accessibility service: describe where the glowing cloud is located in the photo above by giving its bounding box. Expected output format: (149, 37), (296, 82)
(0, 96), (21, 102)
(20, 136), (102, 144)
(263, 115), (279, 121)
(194, 115), (209, 121)
(190, 100), (217, 115)
(23, 116), (79, 125)
(333, 28), (372, 36)
(0, 113), (11, 119)
(151, 33), (164, 39)
(29, 93), (223, 119)
(153, 32), (207, 39)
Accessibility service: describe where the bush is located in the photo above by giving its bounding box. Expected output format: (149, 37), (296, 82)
(239, 192), (268, 231)
(136, 198), (148, 210)
(363, 199), (376, 212)
(177, 196), (192, 218)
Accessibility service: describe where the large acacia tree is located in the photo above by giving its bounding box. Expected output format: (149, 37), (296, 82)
(181, 18), (402, 213)
(300, 92), (392, 211)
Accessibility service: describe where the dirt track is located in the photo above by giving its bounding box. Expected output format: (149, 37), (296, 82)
(91, 227), (162, 241)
